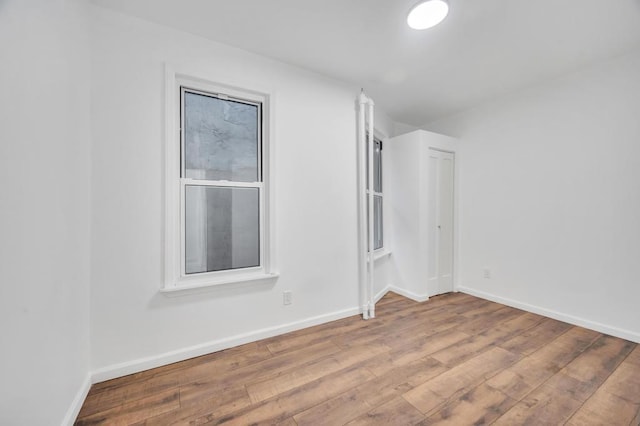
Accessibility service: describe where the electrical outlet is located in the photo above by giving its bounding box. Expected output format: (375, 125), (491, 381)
(483, 268), (491, 279)
(283, 291), (292, 305)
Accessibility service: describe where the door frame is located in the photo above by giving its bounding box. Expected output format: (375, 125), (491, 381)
(422, 141), (460, 297)
(427, 147), (456, 296)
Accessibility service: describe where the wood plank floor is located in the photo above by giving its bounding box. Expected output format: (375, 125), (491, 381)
(76, 292), (640, 425)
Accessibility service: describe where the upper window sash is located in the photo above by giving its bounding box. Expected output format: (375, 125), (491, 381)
(366, 136), (383, 193)
(179, 86), (263, 183)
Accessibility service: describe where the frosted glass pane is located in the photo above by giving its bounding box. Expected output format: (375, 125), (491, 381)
(367, 195), (384, 251)
(366, 138), (382, 192)
(374, 195), (383, 250)
(185, 185), (260, 274)
(183, 91), (259, 182)
(374, 139), (382, 193)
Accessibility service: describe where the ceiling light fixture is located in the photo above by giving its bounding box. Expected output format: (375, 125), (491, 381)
(407, 0), (449, 30)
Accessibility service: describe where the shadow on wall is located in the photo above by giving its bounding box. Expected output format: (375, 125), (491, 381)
(147, 279), (277, 309)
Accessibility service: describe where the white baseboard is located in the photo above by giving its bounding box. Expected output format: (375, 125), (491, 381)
(373, 285), (391, 304)
(388, 285), (430, 303)
(91, 306), (360, 383)
(459, 286), (640, 344)
(62, 373), (91, 426)
(373, 284), (431, 303)
(91, 285), (431, 384)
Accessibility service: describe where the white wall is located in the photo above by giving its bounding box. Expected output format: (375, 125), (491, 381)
(428, 49), (640, 342)
(387, 133), (422, 298)
(0, 0), (92, 424)
(371, 113), (395, 304)
(374, 108), (396, 140)
(393, 121), (420, 137)
(386, 131), (459, 300)
(89, 7), (395, 377)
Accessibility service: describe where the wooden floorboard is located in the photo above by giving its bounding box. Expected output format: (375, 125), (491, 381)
(76, 292), (640, 425)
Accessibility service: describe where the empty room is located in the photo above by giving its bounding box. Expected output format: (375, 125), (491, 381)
(2, 0), (640, 424)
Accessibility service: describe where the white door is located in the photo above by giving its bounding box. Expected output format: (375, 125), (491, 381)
(427, 149), (455, 296)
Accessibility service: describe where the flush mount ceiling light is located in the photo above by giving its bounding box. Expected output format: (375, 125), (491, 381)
(407, 0), (449, 30)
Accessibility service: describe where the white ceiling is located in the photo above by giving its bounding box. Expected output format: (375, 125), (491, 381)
(91, 0), (640, 126)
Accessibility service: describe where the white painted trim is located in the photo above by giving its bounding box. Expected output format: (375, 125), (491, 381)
(358, 92), (376, 320)
(374, 285), (391, 304)
(366, 99), (376, 320)
(372, 284), (430, 303)
(372, 249), (392, 262)
(388, 285), (430, 303)
(160, 272), (280, 296)
(61, 373), (91, 426)
(459, 286), (640, 344)
(91, 306), (359, 383)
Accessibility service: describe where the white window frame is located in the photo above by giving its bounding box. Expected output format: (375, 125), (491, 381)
(163, 68), (277, 293)
(367, 133), (385, 253)
(373, 136), (384, 252)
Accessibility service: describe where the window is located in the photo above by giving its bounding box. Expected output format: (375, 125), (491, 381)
(367, 136), (384, 251)
(182, 88), (262, 274)
(164, 73), (275, 291)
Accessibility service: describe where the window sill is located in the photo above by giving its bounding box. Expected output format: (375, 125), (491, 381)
(372, 250), (392, 262)
(161, 272), (280, 297)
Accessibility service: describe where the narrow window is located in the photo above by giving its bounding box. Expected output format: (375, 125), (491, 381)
(165, 74), (273, 290)
(181, 88), (262, 274)
(367, 136), (384, 251)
